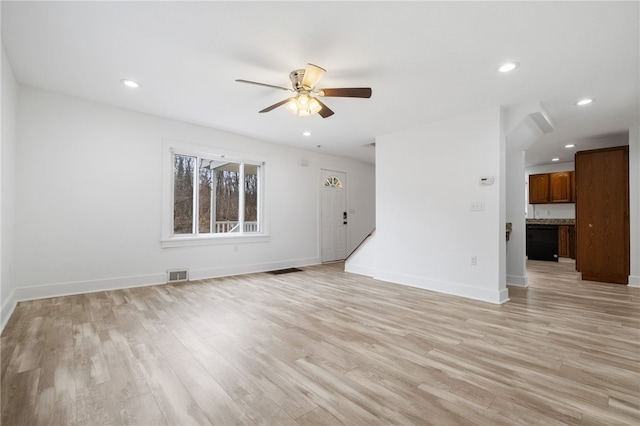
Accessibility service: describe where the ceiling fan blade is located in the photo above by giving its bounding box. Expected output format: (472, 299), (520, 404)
(318, 87), (372, 98)
(236, 79), (292, 92)
(301, 63), (326, 90)
(315, 99), (335, 118)
(258, 98), (294, 113)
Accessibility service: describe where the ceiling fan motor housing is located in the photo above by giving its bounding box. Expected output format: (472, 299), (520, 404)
(289, 69), (306, 91)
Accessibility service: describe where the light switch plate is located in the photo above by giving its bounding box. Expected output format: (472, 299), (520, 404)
(480, 176), (495, 185)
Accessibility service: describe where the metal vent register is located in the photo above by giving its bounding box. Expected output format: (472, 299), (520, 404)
(167, 270), (188, 282)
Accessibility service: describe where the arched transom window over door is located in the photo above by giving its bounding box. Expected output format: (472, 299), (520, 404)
(324, 176), (343, 188)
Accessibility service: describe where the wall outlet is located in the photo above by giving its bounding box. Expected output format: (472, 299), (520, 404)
(471, 256), (477, 266)
(471, 202), (485, 211)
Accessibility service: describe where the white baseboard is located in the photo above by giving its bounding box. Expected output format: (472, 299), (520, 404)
(629, 275), (640, 288)
(13, 273), (167, 303)
(344, 263), (375, 277)
(373, 269), (509, 305)
(189, 257), (320, 280)
(507, 274), (528, 287)
(0, 257), (321, 333)
(1, 289), (18, 333)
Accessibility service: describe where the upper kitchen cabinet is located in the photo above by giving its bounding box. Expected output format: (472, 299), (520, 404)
(549, 171), (572, 203)
(529, 173), (550, 203)
(528, 171), (575, 204)
(570, 171), (576, 202)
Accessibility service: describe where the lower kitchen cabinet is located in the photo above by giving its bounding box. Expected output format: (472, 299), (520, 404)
(558, 225), (575, 259)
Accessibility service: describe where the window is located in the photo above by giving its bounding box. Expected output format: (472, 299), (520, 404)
(324, 176), (343, 188)
(163, 142), (266, 247)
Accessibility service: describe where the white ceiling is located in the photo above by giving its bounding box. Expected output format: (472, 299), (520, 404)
(2, 1), (638, 166)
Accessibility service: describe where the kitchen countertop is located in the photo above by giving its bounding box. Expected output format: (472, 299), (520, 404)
(526, 219), (575, 225)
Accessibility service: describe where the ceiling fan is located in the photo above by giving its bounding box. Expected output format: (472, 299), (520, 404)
(236, 63), (372, 118)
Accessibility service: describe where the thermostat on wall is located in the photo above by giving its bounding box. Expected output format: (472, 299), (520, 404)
(480, 176), (495, 185)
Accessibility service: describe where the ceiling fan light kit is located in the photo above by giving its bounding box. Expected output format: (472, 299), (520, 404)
(236, 63), (372, 118)
(286, 93), (322, 116)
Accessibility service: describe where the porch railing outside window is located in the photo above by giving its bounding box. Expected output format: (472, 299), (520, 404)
(215, 221), (259, 233)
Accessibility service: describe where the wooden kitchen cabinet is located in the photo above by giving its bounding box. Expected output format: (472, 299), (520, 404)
(550, 172), (572, 203)
(557, 225), (575, 258)
(529, 171), (575, 204)
(529, 173), (550, 204)
(570, 171), (576, 202)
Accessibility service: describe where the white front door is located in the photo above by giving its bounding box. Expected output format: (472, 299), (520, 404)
(321, 170), (347, 262)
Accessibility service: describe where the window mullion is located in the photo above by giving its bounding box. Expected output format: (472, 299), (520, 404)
(170, 151), (176, 235)
(257, 164), (262, 233)
(238, 163), (245, 233)
(193, 157), (199, 235)
(211, 170), (216, 234)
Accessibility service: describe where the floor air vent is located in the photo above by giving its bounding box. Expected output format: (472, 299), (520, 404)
(167, 270), (188, 282)
(267, 267), (303, 275)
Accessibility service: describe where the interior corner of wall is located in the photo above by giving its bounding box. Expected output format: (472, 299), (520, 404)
(506, 274), (528, 287)
(0, 288), (18, 333)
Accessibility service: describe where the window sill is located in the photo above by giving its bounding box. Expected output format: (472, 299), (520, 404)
(161, 233), (270, 248)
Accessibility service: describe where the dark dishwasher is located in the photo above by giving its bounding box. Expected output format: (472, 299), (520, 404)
(526, 224), (558, 261)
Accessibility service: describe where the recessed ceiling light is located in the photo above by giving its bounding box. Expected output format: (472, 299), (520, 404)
(576, 98), (593, 106)
(498, 62), (519, 73)
(302, 131), (311, 137)
(565, 144), (576, 148)
(551, 158), (560, 162)
(121, 79), (141, 88)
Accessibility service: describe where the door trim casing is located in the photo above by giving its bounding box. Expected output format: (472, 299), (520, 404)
(320, 169), (348, 263)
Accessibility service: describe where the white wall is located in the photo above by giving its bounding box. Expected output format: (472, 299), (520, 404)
(629, 125), (639, 287)
(525, 162), (575, 219)
(506, 150), (527, 286)
(1, 46), (19, 329)
(345, 230), (376, 277)
(346, 161), (376, 254)
(504, 104), (554, 288)
(7, 86), (375, 314)
(349, 107), (508, 304)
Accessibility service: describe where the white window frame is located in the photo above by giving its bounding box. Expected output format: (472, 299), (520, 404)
(161, 140), (269, 248)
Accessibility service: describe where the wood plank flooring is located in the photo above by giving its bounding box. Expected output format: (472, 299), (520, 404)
(1, 260), (638, 425)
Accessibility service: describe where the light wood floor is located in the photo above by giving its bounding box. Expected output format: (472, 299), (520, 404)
(1, 260), (638, 425)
